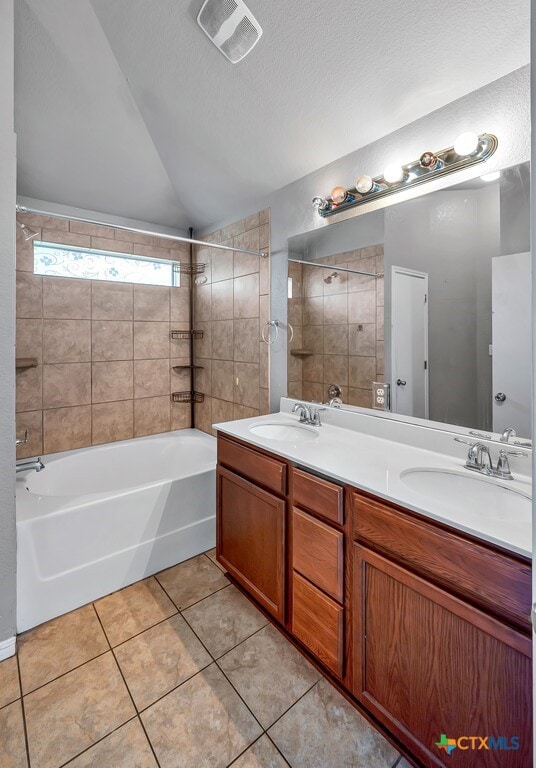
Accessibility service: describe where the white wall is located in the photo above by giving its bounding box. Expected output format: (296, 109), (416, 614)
(0, 0), (17, 647)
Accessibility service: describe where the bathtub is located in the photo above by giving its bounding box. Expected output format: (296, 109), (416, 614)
(16, 429), (216, 632)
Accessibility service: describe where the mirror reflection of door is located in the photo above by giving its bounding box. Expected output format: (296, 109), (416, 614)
(391, 267), (429, 419)
(492, 251), (531, 436)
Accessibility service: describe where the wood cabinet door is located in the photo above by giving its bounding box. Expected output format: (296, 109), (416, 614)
(217, 466), (286, 622)
(353, 544), (532, 768)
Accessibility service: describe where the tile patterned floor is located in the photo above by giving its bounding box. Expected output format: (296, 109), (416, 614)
(0, 550), (409, 768)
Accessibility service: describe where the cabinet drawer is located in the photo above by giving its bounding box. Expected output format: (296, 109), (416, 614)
(218, 436), (287, 496)
(291, 572), (344, 677)
(292, 508), (343, 602)
(292, 467), (344, 525)
(352, 491), (531, 631)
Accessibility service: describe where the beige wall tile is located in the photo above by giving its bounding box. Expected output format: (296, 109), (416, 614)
(211, 250), (233, 283)
(69, 221), (114, 239)
(244, 212), (260, 231)
(323, 355), (349, 386)
(324, 294), (347, 325)
(134, 359), (170, 398)
(211, 320), (233, 361)
(171, 402), (191, 430)
(234, 319), (259, 363)
(133, 243), (173, 261)
(17, 225), (39, 272)
(211, 398), (234, 428)
(376, 341), (385, 375)
(304, 267), (324, 298)
(92, 321), (133, 362)
(194, 397), (212, 434)
(191, 358), (211, 397)
(259, 256), (270, 295)
(134, 322), (170, 359)
(288, 381), (303, 399)
(92, 401), (133, 445)
(303, 297), (323, 326)
(134, 396), (171, 437)
(348, 290), (376, 325)
(17, 272), (42, 318)
(43, 405), (92, 453)
(41, 229), (90, 248)
(233, 404), (259, 420)
(194, 284), (211, 322)
(43, 363), (91, 408)
(170, 287), (190, 323)
(212, 280), (233, 320)
(259, 222), (270, 250)
(302, 355), (323, 383)
(43, 276), (91, 319)
(323, 324), (348, 356)
(376, 275), (384, 306)
(234, 274), (259, 319)
(303, 325), (324, 354)
(234, 362), (259, 409)
(348, 387), (373, 408)
(376, 306), (385, 341)
(259, 388), (270, 415)
(348, 324), (376, 357)
(16, 410), (43, 459)
(114, 228), (153, 247)
(349, 356), (377, 389)
(259, 294), (269, 328)
(92, 361), (133, 403)
(302, 381), (323, 401)
(259, 208), (270, 225)
(92, 282), (133, 321)
(43, 320), (91, 364)
(234, 229), (260, 278)
(287, 351), (302, 383)
(212, 360), (234, 402)
(90, 237), (133, 254)
(288, 298), (303, 328)
(193, 321), (211, 358)
(16, 367), (42, 412)
(134, 285), (170, 321)
(17, 319), (42, 364)
(20, 212), (68, 230)
(259, 342), (269, 389)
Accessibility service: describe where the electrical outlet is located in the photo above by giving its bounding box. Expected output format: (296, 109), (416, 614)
(372, 382), (391, 411)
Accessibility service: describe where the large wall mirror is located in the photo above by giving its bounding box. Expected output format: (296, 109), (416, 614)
(287, 161), (531, 439)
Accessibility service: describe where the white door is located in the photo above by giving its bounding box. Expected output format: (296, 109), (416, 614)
(391, 267), (429, 419)
(492, 252), (532, 438)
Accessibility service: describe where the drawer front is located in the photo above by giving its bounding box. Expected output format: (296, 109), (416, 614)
(291, 572), (344, 677)
(292, 508), (343, 602)
(353, 491), (531, 631)
(218, 436), (287, 496)
(292, 467), (344, 525)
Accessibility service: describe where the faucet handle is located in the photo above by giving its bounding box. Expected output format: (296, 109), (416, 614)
(311, 406), (327, 426)
(499, 448), (528, 457)
(454, 437), (476, 446)
(16, 429), (29, 447)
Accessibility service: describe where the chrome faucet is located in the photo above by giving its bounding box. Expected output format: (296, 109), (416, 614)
(16, 458), (45, 474)
(454, 438), (527, 480)
(16, 429), (29, 447)
(292, 402), (326, 426)
(500, 427), (516, 443)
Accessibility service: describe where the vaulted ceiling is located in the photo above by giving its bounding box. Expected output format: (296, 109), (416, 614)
(15, 0), (530, 230)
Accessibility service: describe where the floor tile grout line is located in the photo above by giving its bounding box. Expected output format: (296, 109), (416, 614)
(210, 619), (270, 662)
(92, 601), (163, 768)
(154, 574), (231, 614)
(19, 648), (111, 699)
(261, 678), (322, 735)
(104, 609), (180, 651)
(14, 653), (31, 768)
(264, 733), (293, 768)
(57, 715), (139, 768)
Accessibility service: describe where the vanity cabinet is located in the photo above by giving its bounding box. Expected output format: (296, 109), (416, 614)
(352, 491), (532, 768)
(216, 435), (532, 768)
(217, 437), (287, 622)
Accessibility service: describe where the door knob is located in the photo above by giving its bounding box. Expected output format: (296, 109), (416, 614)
(495, 392), (506, 402)
(396, 379), (407, 386)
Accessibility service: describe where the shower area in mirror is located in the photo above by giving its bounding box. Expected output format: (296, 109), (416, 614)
(287, 245), (384, 407)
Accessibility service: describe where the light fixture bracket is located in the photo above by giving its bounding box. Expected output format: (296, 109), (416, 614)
(314, 133), (498, 218)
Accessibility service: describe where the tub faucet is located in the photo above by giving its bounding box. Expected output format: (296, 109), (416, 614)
(16, 458), (45, 474)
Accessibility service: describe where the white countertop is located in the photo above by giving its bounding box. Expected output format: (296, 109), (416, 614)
(214, 399), (532, 559)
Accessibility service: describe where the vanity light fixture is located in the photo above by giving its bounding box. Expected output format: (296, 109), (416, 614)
(312, 132), (498, 218)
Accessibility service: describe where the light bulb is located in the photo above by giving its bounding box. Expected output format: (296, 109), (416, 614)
(312, 196), (330, 212)
(330, 186), (348, 204)
(454, 132), (480, 157)
(383, 163), (405, 184)
(355, 175), (376, 194)
(480, 171), (500, 182)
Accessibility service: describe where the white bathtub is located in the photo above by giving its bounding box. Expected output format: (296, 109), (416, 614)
(16, 429), (216, 632)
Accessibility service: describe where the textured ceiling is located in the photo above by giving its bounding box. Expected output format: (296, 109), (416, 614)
(15, 0), (529, 229)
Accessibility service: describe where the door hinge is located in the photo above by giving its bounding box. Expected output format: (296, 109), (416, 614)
(424, 360), (427, 370)
(424, 293), (427, 304)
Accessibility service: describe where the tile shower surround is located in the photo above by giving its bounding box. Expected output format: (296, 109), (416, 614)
(288, 244), (384, 407)
(15, 213), (193, 458)
(192, 208), (271, 436)
(1, 549), (408, 768)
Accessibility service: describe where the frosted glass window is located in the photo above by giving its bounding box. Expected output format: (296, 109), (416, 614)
(34, 242), (180, 287)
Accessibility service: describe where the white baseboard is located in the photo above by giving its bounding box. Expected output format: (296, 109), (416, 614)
(0, 636), (16, 661)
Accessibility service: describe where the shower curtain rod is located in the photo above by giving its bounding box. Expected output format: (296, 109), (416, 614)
(15, 205), (269, 259)
(288, 257), (380, 278)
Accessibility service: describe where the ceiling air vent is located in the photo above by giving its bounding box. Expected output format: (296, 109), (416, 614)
(197, 0), (262, 64)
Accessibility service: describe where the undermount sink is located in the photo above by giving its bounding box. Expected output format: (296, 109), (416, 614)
(249, 422), (319, 443)
(399, 468), (531, 522)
